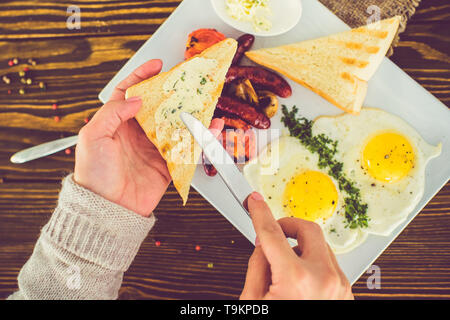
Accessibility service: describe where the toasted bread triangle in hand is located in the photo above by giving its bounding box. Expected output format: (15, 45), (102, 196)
(245, 16), (401, 114)
(126, 38), (237, 205)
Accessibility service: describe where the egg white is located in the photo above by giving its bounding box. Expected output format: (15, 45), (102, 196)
(244, 108), (442, 254)
(312, 108), (442, 236)
(244, 136), (368, 254)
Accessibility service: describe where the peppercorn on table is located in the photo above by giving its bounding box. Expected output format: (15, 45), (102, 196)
(0, 0), (449, 299)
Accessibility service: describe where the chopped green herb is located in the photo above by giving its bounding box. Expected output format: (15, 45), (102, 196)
(200, 77), (207, 85)
(181, 71), (186, 81)
(281, 105), (369, 229)
(197, 88), (202, 94)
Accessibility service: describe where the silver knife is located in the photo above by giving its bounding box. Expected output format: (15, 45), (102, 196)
(180, 112), (254, 214)
(10, 135), (79, 164)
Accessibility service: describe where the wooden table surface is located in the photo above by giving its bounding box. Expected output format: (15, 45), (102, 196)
(0, 0), (449, 300)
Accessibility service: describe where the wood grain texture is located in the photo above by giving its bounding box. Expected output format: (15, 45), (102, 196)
(0, 0), (449, 300)
(0, 0), (182, 39)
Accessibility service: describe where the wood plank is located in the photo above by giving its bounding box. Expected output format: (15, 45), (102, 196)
(411, 0), (450, 22)
(391, 24), (450, 105)
(0, 0), (447, 40)
(0, 180), (449, 299)
(0, 0), (181, 39)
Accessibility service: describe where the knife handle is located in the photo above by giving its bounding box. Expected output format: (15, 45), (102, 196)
(10, 135), (79, 164)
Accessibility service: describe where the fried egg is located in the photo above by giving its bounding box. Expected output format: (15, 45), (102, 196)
(313, 108), (442, 236)
(243, 136), (368, 254)
(244, 108), (441, 254)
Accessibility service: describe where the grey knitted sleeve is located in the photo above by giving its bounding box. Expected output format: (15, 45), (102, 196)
(7, 174), (155, 300)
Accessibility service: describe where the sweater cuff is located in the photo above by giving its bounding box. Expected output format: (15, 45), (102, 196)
(42, 174), (155, 271)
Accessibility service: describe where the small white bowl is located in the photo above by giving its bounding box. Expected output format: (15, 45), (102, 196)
(211, 0), (302, 37)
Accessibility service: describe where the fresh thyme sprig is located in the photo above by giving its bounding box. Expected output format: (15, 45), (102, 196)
(281, 105), (369, 229)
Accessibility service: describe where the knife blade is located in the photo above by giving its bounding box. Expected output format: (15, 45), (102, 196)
(180, 112), (254, 213)
(10, 135), (79, 164)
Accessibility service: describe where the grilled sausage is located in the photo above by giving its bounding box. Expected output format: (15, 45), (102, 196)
(216, 96), (271, 129)
(202, 152), (217, 177)
(202, 118), (225, 177)
(222, 128), (256, 163)
(220, 116), (252, 131)
(232, 34), (255, 65)
(226, 66), (292, 98)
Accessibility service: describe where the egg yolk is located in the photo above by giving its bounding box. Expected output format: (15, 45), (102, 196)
(282, 170), (338, 222)
(362, 132), (415, 183)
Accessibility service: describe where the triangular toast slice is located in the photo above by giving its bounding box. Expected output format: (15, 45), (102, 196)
(245, 17), (401, 114)
(126, 38), (237, 205)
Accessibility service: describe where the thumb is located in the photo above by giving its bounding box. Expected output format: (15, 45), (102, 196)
(85, 97), (142, 140)
(248, 192), (298, 273)
(240, 246), (271, 300)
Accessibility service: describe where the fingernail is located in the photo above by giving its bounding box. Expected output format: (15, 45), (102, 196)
(211, 117), (225, 129)
(250, 192), (264, 201)
(126, 96), (141, 103)
(255, 237), (261, 246)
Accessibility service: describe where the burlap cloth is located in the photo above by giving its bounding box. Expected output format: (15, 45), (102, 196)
(318, 0), (421, 56)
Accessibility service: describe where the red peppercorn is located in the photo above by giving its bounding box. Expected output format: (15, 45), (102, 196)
(54, 116), (60, 122)
(155, 241), (161, 247)
(195, 245), (201, 251)
(84, 117), (89, 124)
(65, 148), (71, 155)
(52, 103), (58, 110)
(8, 60), (14, 66)
(7, 90), (11, 94)
(23, 67), (30, 72)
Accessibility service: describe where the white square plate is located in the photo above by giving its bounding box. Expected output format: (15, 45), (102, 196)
(99, 0), (450, 284)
